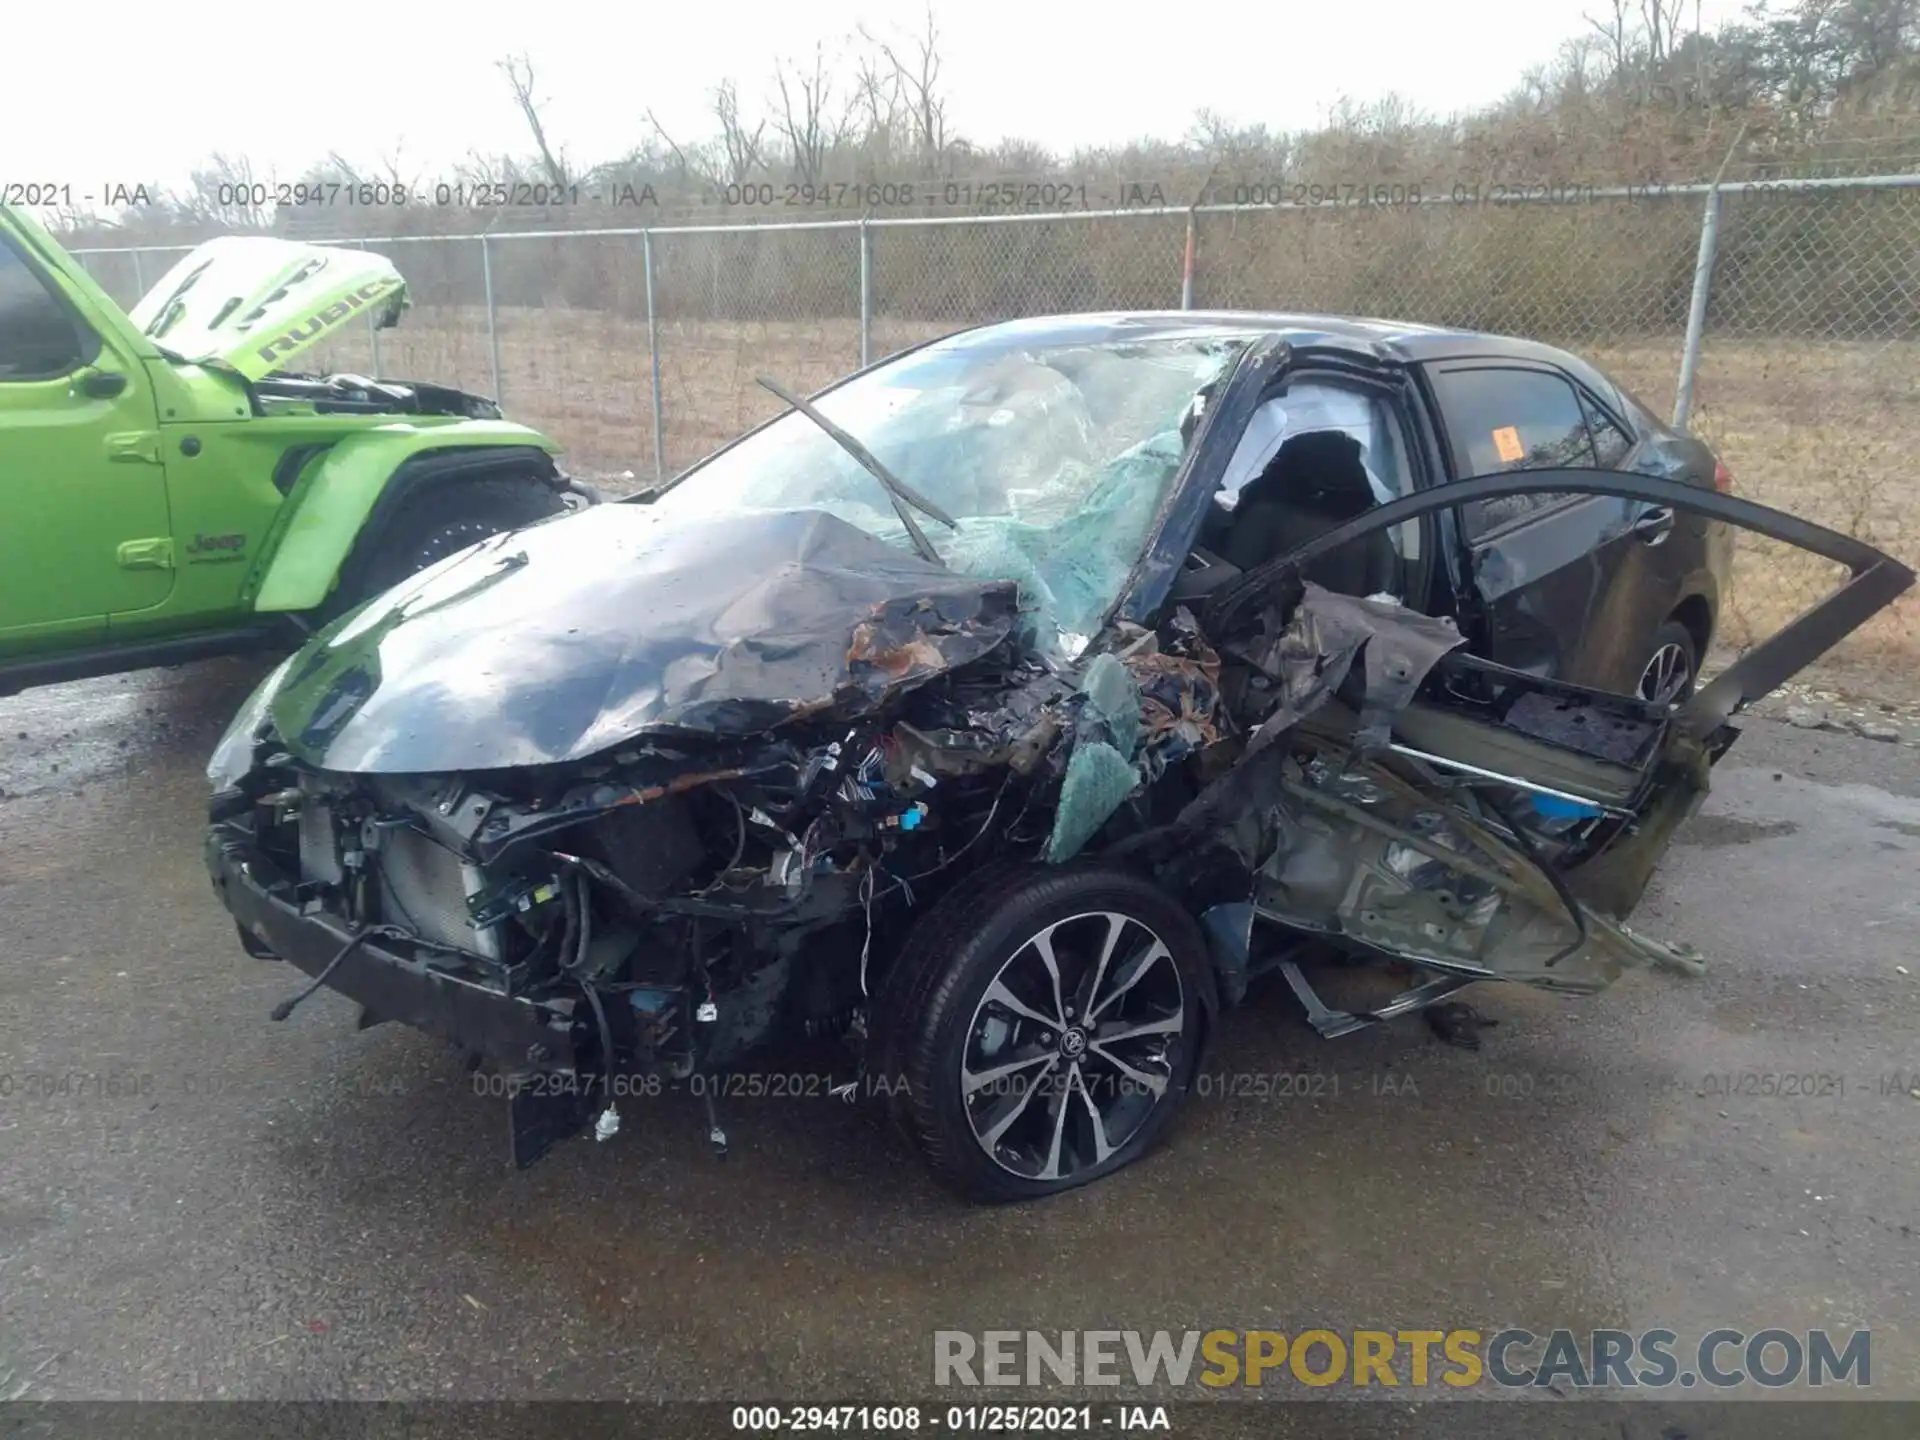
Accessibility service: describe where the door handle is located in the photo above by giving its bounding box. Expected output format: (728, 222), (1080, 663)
(105, 430), (163, 464)
(1632, 506), (1674, 545)
(117, 537), (175, 570)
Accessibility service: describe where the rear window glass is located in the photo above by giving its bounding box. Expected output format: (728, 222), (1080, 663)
(1430, 366), (1598, 536)
(1581, 391), (1634, 467)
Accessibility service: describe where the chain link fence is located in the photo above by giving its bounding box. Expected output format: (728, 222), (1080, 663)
(1682, 185), (1920, 707)
(71, 176), (1920, 708)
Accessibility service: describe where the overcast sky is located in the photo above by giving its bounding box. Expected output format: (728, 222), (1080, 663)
(12, 0), (1750, 197)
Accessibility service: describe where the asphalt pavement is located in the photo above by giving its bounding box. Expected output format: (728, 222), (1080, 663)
(2, 658), (1916, 1409)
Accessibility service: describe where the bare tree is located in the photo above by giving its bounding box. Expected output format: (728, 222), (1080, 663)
(323, 151), (364, 185)
(1642, 0), (1688, 65)
(645, 108), (699, 184)
(863, 6), (950, 165)
(713, 80), (769, 185)
(772, 46), (839, 185)
(453, 148), (512, 188)
(650, 105), (739, 194)
(1587, 0), (1635, 87)
(498, 53), (570, 188)
(839, 43), (906, 177)
(1186, 108), (1291, 178)
(850, 41), (905, 148)
(181, 152), (271, 230)
(373, 146), (412, 189)
(642, 91), (762, 193)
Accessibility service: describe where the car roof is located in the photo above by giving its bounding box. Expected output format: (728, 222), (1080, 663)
(940, 310), (1619, 389)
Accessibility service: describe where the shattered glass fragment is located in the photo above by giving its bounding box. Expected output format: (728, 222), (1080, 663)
(1043, 653), (1153, 863)
(1076, 653), (1142, 760)
(1045, 742), (1142, 864)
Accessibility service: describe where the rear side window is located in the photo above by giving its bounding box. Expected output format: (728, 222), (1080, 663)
(0, 239), (87, 379)
(1429, 366), (1597, 537)
(1580, 391), (1634, 468)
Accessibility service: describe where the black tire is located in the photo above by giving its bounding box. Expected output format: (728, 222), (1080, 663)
(880, 862), (1210, 1203)
(1635, 619), (1699, 706)
(351, 475), (567, 607)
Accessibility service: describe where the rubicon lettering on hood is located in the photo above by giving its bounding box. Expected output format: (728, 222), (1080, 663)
(253, 277), (403, 368)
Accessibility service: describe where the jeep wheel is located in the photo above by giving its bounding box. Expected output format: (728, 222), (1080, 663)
(886, 863), (1208, 1203)
(352, 475), (567, 606)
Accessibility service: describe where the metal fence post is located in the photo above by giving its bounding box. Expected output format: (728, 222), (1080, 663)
(358, 240), (383, 375)
(1672, 188), (1721, 432)
(1180, 209), (1197, 310)
(480, 236), (503, 405)
(130, 248), (145, 300)
(858, 219), (873, 368)
(644, 229), (666, 486)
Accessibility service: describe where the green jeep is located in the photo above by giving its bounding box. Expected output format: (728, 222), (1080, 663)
(0, 203), (587, 697)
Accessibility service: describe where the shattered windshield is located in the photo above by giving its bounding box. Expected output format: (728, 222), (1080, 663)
(650, 326), (1253, 654)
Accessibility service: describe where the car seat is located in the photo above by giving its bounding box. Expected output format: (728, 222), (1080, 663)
(1218, 430), (1398, 596)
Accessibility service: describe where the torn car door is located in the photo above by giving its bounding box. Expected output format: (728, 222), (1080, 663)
(1194, 469), (1914, 994)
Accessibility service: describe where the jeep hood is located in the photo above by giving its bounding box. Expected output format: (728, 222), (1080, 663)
(259, 505), (1022, 774)
(128, 235), (408, 381)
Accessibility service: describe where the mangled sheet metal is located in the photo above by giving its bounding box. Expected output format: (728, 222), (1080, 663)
(1220, 580), (1468, 755)
(1139, 581), (1706, 992)
(1123, 608), (1226, 767)
(264, 506), (1020, 773)
(1254, 740), (1705, 994)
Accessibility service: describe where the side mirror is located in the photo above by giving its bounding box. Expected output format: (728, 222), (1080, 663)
(73, 368), (128, 399)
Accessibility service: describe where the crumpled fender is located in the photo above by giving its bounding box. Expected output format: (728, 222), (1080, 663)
(250, 420), (561, 613)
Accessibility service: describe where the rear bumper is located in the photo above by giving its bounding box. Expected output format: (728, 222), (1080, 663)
(203, 824), (578, 1074)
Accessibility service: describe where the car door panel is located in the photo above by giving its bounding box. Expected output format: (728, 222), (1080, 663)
(1194, 468), (1913, 992)
(1424, 361), (1690, 690)
(1470, 493), (1681, 690)
(0, 233), (172, 642)
(1214, 467), (1910, 732)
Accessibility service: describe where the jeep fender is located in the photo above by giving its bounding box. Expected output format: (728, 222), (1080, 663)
(250, 421), (563, 613)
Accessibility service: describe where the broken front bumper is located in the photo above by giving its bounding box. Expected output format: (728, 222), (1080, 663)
(203, 824), (579, 1075)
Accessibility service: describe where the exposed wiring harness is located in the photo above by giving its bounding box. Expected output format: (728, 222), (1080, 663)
(556, 868), (621, 1135)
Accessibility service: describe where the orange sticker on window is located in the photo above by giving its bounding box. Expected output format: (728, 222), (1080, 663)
(1491, 425), (1525, 463)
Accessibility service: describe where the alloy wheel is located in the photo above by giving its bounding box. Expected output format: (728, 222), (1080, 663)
(1637, 641), (1693, 705)
(961, 910), (1186, 1183)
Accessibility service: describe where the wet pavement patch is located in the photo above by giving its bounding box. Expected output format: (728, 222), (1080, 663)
(1672, 814), (1800, 847)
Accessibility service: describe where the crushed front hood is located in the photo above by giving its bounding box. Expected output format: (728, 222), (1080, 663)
(264, 506), (1021, 773)
(128, 236), (407, 381)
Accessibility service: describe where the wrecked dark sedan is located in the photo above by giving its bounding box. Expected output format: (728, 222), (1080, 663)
(202, 313), (1913, 1201)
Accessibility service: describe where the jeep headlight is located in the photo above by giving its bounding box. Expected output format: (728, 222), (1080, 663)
(206, 656), (294, 790)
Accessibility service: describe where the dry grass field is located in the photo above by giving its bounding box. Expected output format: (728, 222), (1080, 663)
(1592, 338), (1919, 697)
(309, 310), (1918, 706)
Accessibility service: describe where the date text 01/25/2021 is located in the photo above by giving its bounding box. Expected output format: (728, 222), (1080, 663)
(729, 1405), (1169, 1432)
